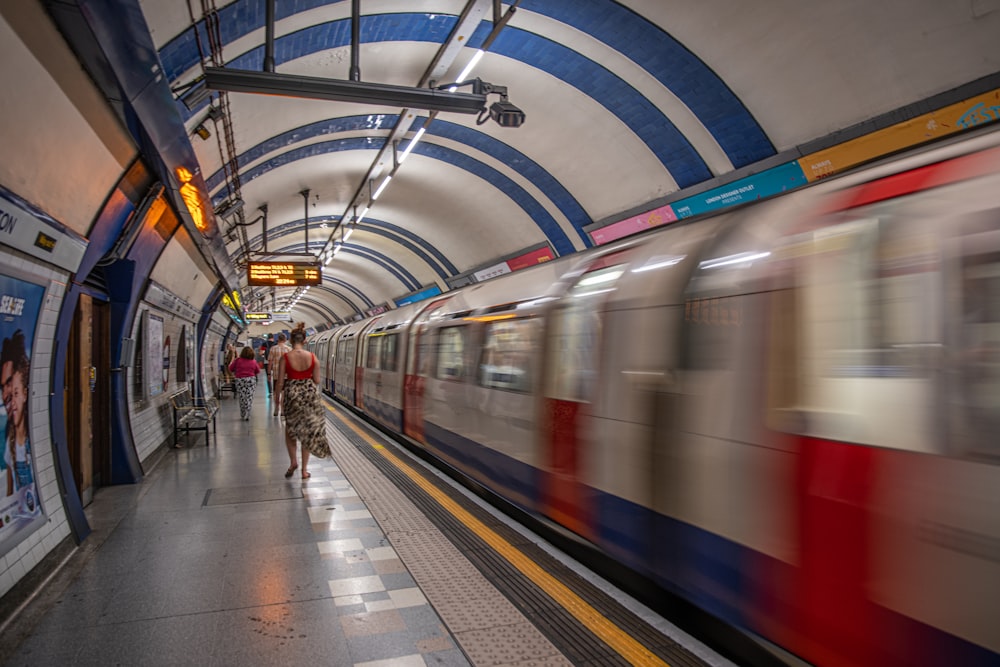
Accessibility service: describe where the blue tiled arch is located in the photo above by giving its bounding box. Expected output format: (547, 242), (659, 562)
(515, 0), (774, 168)
(207, 114), (591, 252)
(320, 279), (372, 311)
(303, 285), (364, 315)
(220, 135), (577, 256)
(161, 7), (774, 185)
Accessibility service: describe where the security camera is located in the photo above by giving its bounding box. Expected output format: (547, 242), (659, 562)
(489, 100), (526, 128)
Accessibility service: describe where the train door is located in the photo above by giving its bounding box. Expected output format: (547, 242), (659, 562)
(334, 333), (357, 403)
(65, 294), (111, 506)
(539, 254), (629, 538)
(355, 316), (383, 409)
(404, 298), (450, 443)
(949, 227), (1000, 456)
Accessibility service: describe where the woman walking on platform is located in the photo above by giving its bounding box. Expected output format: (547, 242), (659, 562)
(274, 323), (329, 479)
(228, 346), (260, 420)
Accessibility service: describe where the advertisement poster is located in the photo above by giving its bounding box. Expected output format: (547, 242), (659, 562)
(147, 313), (163, 398)
(0, 273), (47, 556)
(162, 335), (171, 391)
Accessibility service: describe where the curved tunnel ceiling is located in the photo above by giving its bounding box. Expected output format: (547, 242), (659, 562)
(138, 0), (1000, 325)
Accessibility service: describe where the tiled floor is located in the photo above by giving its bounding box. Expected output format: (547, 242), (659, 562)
(1, 386), (470, 667)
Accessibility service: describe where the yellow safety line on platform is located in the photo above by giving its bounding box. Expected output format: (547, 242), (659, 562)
(326, 405), (670, 667)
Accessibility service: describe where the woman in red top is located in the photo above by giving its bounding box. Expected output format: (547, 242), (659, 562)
(274, 323), (329, 479)
(228, 346), (260, 420)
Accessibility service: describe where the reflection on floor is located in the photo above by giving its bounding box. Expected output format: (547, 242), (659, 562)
(3, 385), (469, 667)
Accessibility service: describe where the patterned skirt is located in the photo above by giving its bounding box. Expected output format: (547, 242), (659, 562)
(235, 376), (256, 418)
(282, 379), (330, 458)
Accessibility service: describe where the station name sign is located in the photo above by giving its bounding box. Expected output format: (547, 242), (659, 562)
(247, 261), (322, 286)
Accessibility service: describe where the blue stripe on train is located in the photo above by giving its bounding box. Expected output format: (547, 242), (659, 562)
(424, 421), (540, 509)
(414, 419), (998, 664)
(363, 393), (402, 432)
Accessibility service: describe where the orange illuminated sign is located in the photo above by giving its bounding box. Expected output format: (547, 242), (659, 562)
(247, 261), (322, 286)
(175, 166), (209, 232)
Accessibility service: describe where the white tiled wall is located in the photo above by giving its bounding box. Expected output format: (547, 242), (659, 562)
(127, 303), (201, 464)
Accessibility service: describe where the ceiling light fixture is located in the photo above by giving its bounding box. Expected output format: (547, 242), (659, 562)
(177, 80), (213, 111)
(214, 198), (244, 220)
(448, 49), (485, 92)
(371, 175), (392, 200)
(398, 127), (426, 164)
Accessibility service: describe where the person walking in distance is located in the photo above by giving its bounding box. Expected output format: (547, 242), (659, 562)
(222, 343), (237, 384)
(259, 343), (270, 395)
(274, 323), (329, 479)
(228, 346), (260, 421)
(267, 332), (291, 416)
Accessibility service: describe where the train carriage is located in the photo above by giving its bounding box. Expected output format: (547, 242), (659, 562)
(329, 126), (1000, 666)
(331, 318), (372, 406)
(307, 328), (338, 394)
(410, 258), (573, 509)
(358, 301), (427, 432)
(659, 133), (1000, 665)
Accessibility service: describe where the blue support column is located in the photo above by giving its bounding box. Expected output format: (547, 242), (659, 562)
(195, 288), (227, 401)
(106, 259), (144, 484)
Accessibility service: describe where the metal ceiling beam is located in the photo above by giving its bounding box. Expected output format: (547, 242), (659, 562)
(203, 68), (487, 114)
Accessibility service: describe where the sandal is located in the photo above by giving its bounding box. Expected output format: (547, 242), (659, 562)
(301, 471), (311, 480)
(284, 465), (298, 478)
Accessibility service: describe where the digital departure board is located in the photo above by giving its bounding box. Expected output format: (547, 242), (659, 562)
(245, 312), (271, 321)
(246, 261), (322, 286)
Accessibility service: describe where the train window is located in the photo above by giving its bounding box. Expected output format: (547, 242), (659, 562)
(435, 326), (466, 381)
(478, 318), (538, 393)
(769, 194), (953, 452)
(337, 337), (357, 370)
(811, 210), (940, 379)
(365, 335), (383, 370)
(381, 333), (399, 372)
(952, 245), (1000, 460)
(545, 265), (623, 402)
(317, 340), (328, 370)
(415, 330), (433, 378)
(682, 295), (743, 371)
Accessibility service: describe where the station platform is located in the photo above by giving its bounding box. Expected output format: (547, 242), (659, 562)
(0, 386), (731, 667)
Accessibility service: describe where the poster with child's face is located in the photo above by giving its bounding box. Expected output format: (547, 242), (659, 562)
(0, 272), (46, 558)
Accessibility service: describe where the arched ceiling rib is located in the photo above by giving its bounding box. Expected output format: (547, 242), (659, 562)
(135, 0), (1000, 326)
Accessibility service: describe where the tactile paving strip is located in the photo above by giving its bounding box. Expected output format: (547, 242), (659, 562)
(324, 411), (711, 667)
(324, 421), (570, 666)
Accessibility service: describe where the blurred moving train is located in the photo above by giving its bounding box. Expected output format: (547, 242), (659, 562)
(306, 126), (1000, 666)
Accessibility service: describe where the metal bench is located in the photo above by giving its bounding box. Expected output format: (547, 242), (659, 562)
(218, 378), (236, 398)
(169, 387), (219, 447)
